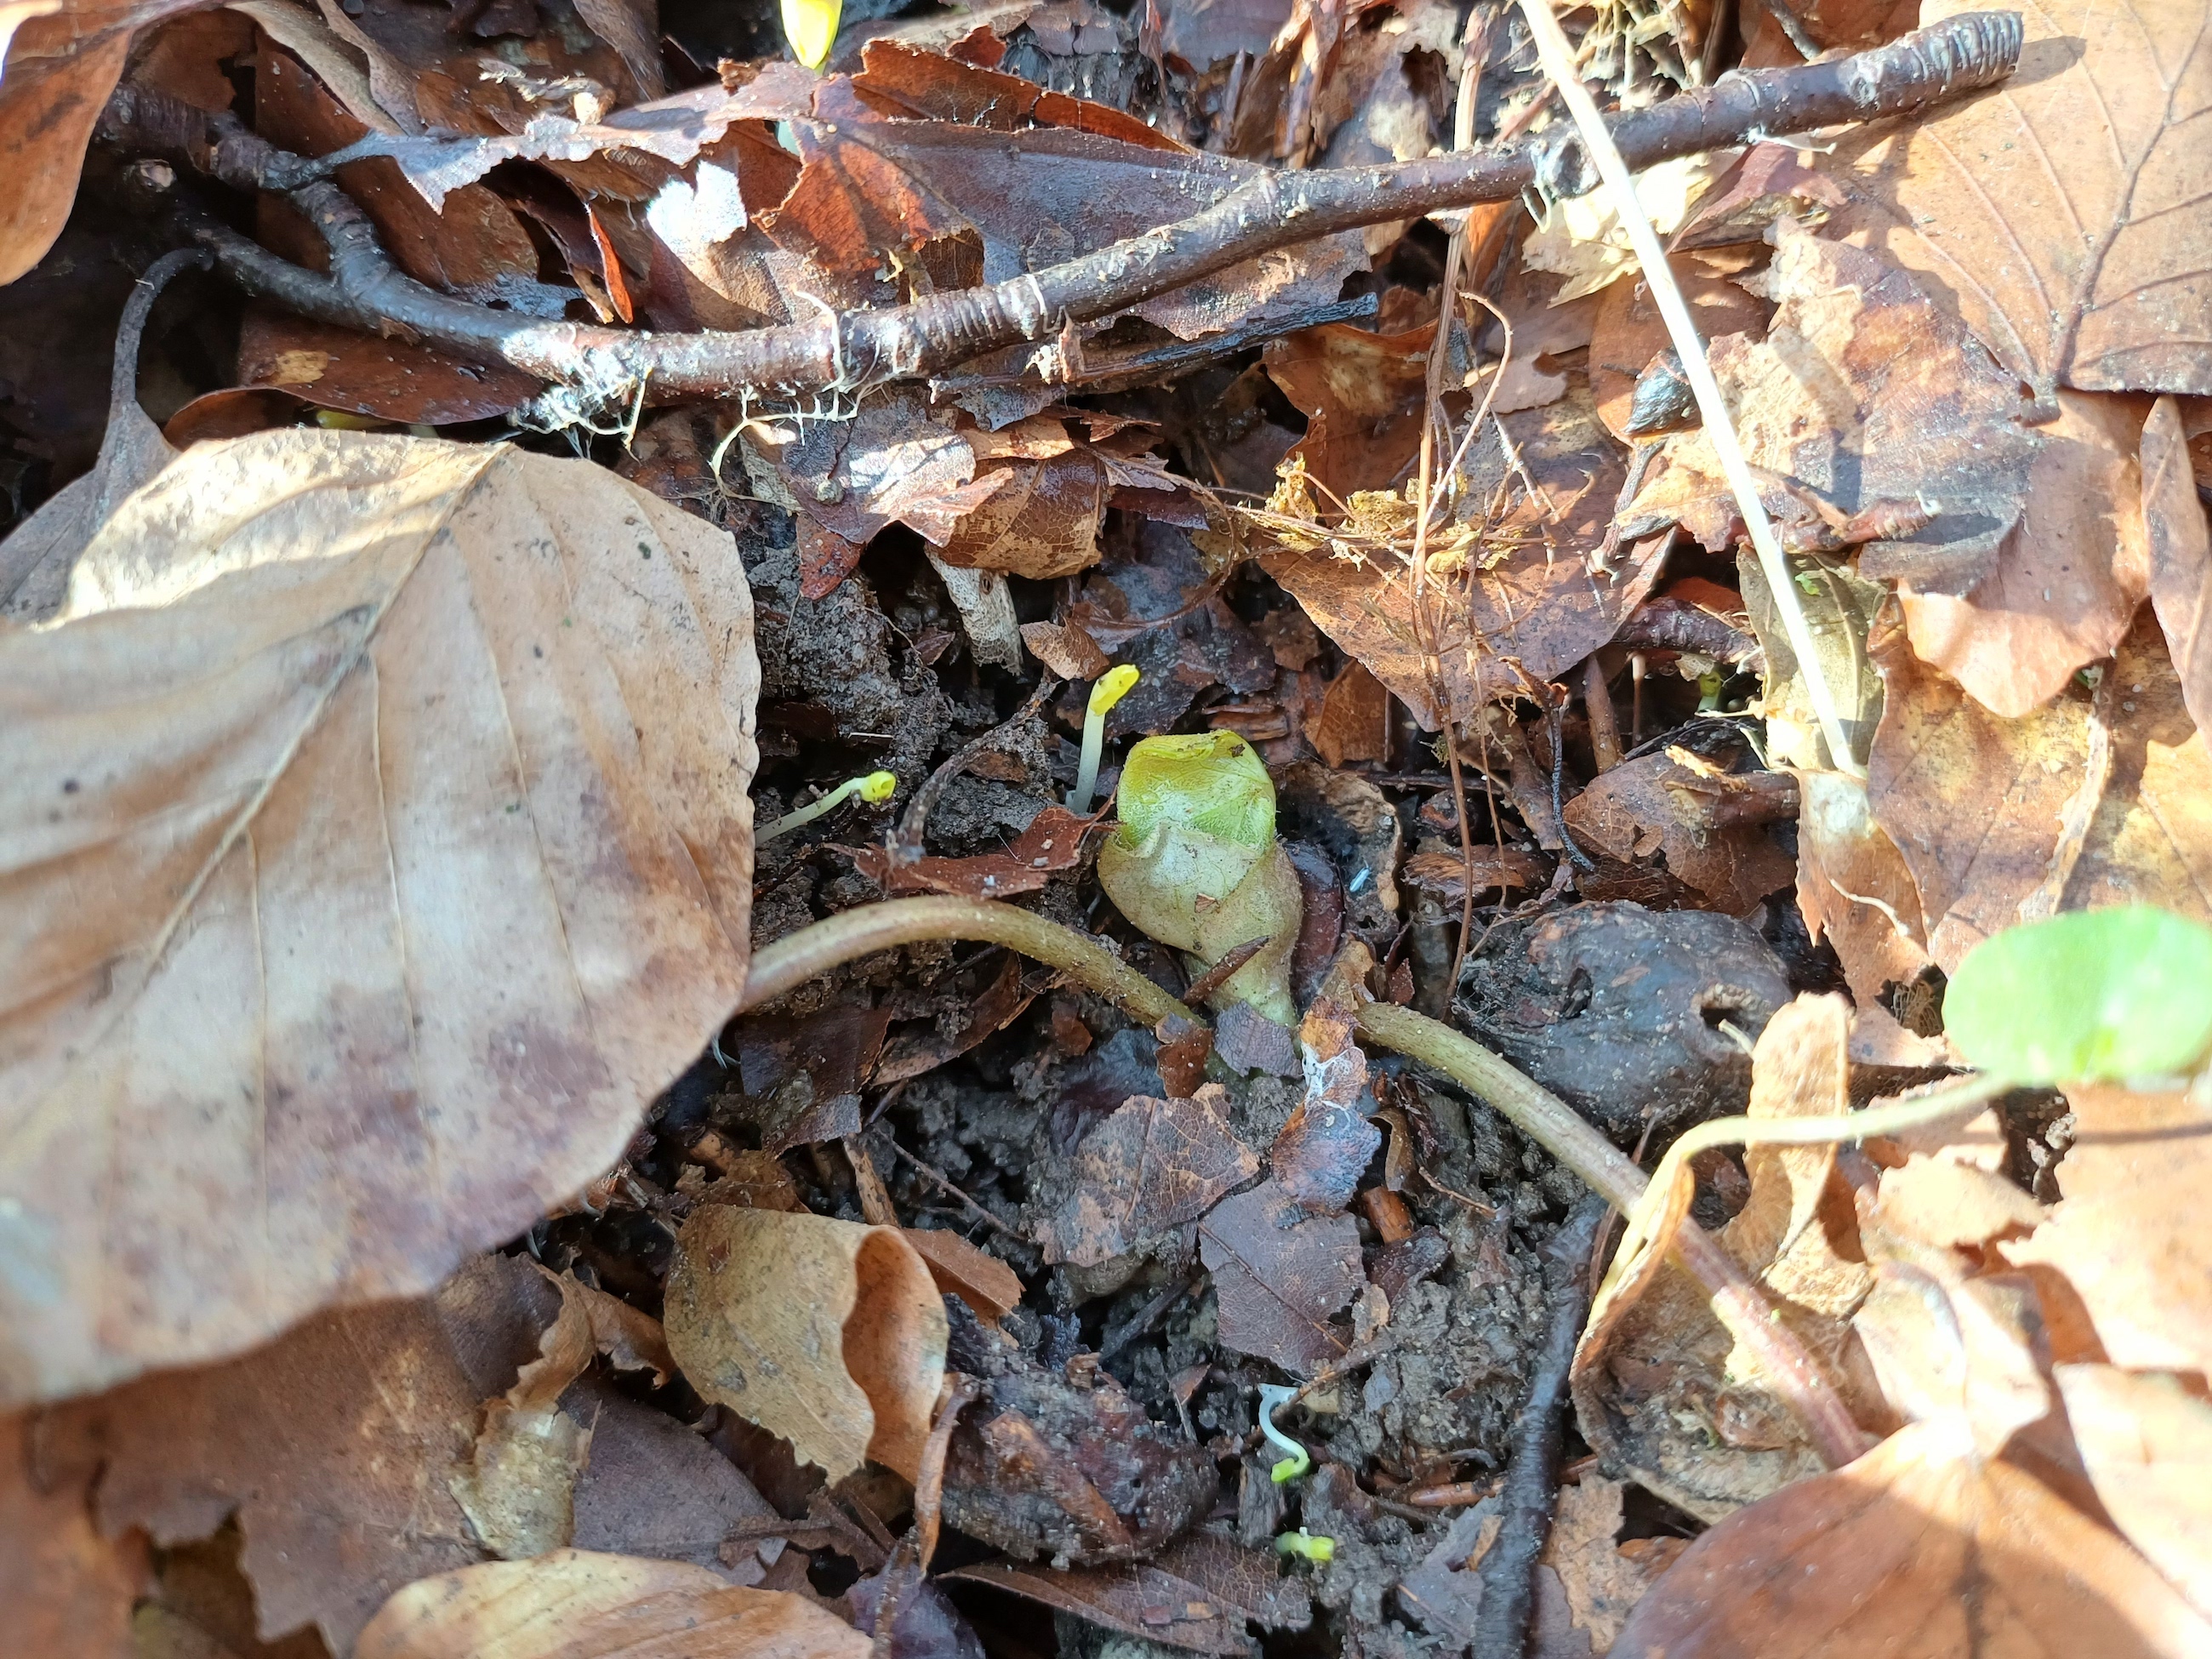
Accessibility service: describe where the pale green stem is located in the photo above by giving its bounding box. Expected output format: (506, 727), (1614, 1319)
(738, 895), (1194, 1029)
(1070, 664), (1141, 813)
(758, 770), (897, 843)
(1517, 0), (1862, 778)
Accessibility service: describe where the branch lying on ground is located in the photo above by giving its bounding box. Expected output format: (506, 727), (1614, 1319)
(104, 14), (2021, 407)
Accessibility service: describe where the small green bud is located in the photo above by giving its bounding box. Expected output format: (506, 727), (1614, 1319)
(1277, 1529), (1336, 1563)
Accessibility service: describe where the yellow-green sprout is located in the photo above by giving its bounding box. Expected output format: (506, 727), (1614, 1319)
(781, 0), (841, 68)
(1277, 1529), (1335, 1564)
(1070, 664), (1141, 814)
(1257, 1384), (1310, 1483)
(760, 771), (896, 842)
(1097, 732), (1303, 1025)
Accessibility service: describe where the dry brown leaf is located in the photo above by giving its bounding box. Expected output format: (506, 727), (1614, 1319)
(664, 1206), (949, 1481)
(0, 429), (758, 1407)
(1573, 995), (1872, 1521)
(1196, 1177), (1362, 1376)
(1037, 1085), (1259, 1268)
(2009, 1086), (2212, 1377)
(1868, 607), (2212, 969)
(2142, 394), (2212, 739)
(2, 1411), (144, 1659)
(1263, 322), (1434, 499)
(354, 1550), (869, 1659)
(53, 1255), (557, 1651)
(1895, 390), (2151, 718)
(1263, 386), (1668, 727)
(1590, 254), (1767, 443)
(451, 1275), (598, 1560)
(1560, 748), (1799, 912)
(933, 445), (1108, 579)
(2055, 1364), (2212, 1620)
(1609, 1418), (2212, 1658)
(1792, 769), (1934, 1009)
(900, 1228), (1023, 1322)
(1312, 660), (1389, 767)
(1538, 1475), (1685, 1655)
(1, 0), (208, 284)
(1817, 0), (2212, 400)
(1019, 619), (1110, 681)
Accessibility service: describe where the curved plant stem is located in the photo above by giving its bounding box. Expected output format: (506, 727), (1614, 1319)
(738, 896), (1195, 1029)
(1353, 999), (1873, 1468)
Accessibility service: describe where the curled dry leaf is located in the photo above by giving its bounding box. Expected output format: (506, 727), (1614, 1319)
(664, 1206), (949, 1481)
(1559, 747), (1799, 913)
(451, 1273), (597, 1560)
(1816, 0), (2212, 400)
(1572, 995), (1872, 1521)
(0, 430), (758, 1408)
(1608, 1418), (2212, 1659)
(354, 1550), (869, 1659)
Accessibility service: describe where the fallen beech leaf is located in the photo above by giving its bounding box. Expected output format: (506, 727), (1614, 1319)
(234, 308), (544, 425)
(0, 0), (206, 284)
(2009, 1086), (2212, 1376)
(901, 1228), (1023, 1321)
(1792, 769), (1934, 1008)
(1020, 619), (1110, 681)
(1539, 1475), (1686, 1655)
(1868, 610), (2212, 969)
(2, 1411), (144, 1659)
(54, 1255), (558, 1651)
(945, 1530), (1310, 1656)
(1561, 748), (1798, 912)
(1610, 1419), (2212, 1658)
(354, 1550), (869, 1659)
(1573, 995), (1870, 1520)
(1893, 389), (2151, 718)
(1525, 150), (1728, 302)
(2142, 395), (2212, 739)
(2055, 1364), (2212, 1620)
(664, 1206), (949, 1480)
(852, 805), (1096, 899)
(1197, 1178), (1362, 1375)
(1817, 0), (2212, 399)
(1311, 661), (1389, 767)
(1263, 322), (1434, 499)
(1038, 1085), (1259, 1268)
(0, 430), (758, 1407)
(451, 1275), (599, 1560)
(1590, 254), (1768, 443)
(1263, 386), (1668, 727)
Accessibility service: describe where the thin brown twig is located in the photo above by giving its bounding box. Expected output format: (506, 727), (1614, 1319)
(105, 17), (2021, 407)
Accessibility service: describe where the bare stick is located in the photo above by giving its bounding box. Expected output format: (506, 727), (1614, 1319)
(114, 16), (2021, 403)
(1518, 0), (1871, 776)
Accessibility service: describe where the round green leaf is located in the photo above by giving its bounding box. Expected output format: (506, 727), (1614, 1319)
(1945, 907), (2212, 1083)
(1115, 732), (1275, 848)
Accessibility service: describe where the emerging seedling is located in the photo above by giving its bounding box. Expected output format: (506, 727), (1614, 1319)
(1277, 1529), (1336, 1564)
(1069, 664), (1142, 814)
(1096, 731), (1303, 1024)
(781, 0), (841, 68)
(758, 771), (897, 843)
(1257, 1384), (1311, 1483)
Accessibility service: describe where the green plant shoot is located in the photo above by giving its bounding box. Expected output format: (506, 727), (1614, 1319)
(1943, 906), (2212, 1083)
(1097, 733), (1303, 1025)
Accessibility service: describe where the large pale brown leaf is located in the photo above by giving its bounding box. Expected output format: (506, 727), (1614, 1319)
(0, 430), (759, 1407)
(355, 1551), (869, 1659)
(1819, 0), (2212, 399)
(2143, 393), (2212, 738)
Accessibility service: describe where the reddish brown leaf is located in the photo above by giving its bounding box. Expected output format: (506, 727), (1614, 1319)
(1590, 254), (1768, 443)
(1561, 749), (1799, 913)
(1399, 847), (1547, 903)
(1263, 322), (1434, 499)
(901, 1228), (1023, 1321)
(848, 41), (1184, 151)
(935, 447), (1109, 579)
(1312, 661), (1389, 767)
(1039, 1085), (1260, 1268)
(1263, 387), (1668, 727)
(2, 1411), (144, 1659)
(237, 308), (543, 425)
(851, 806), (1096, 900)
(1020, 619), (1112, 681)
(1197, 1179), (1362, 1375)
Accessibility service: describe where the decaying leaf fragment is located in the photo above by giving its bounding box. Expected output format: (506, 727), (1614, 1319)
(1196, 1178), (1362, 1376)
(664, 1206), (949, 1480)
(1037, 1085), (1259, 1268)
(449, 1275), (600, 1561)
(354, 1549), (869, 1659)
(0, 429), (759, 1410)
